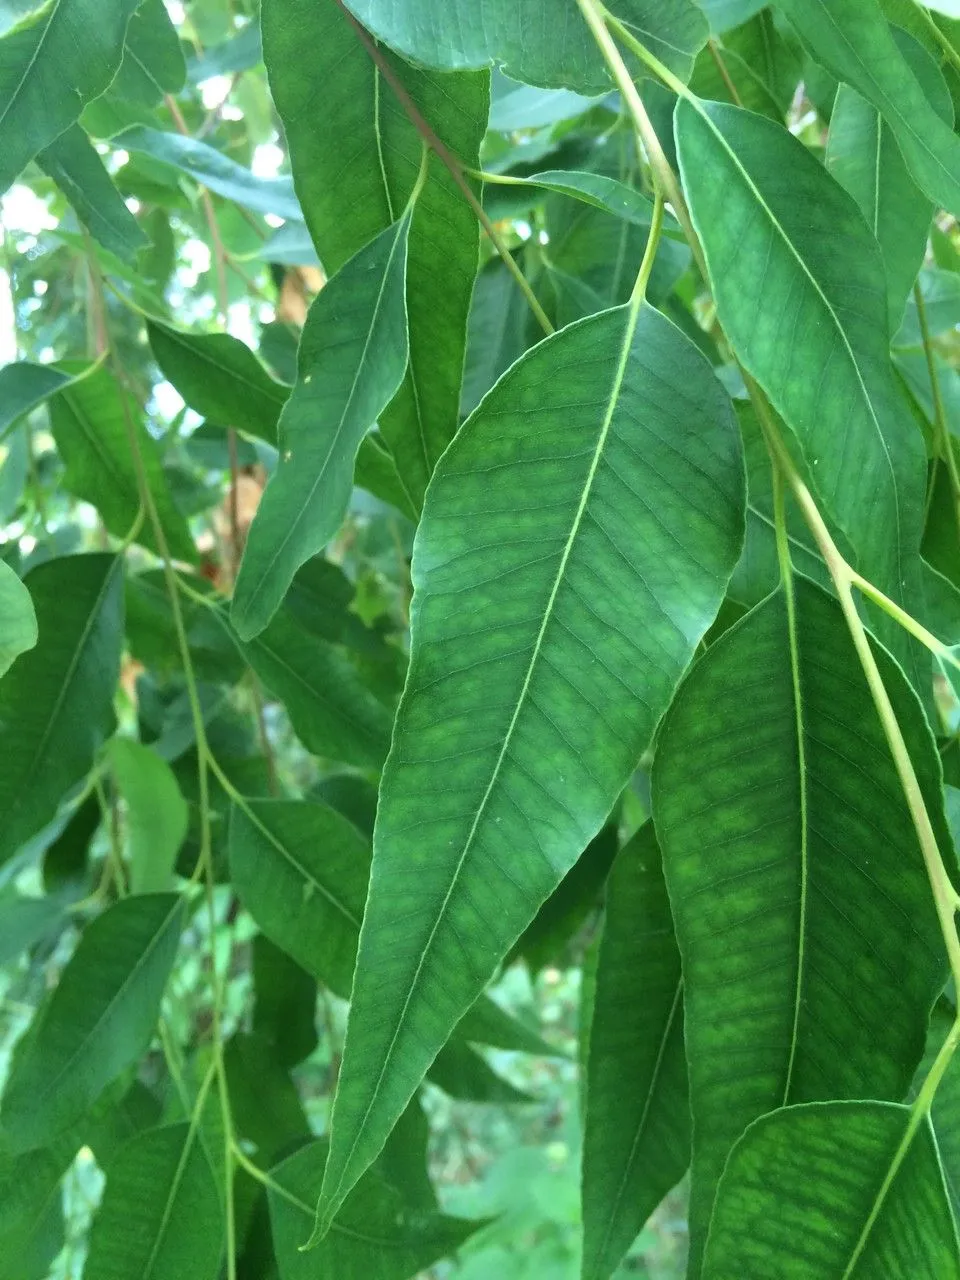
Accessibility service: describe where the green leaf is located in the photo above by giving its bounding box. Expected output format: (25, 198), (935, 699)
(263, 0), (487, 507)
(0, 0), (139, 194)
(825, 30), (951, 330)
(37, 125), (148, 265)
(914, 1001), (960, 1215)
(0, 1142), (73, 1280)
(896, 267), (960, 347)
(49, 365), (197, 563)
(702, 1102), (960, 1277)
(461, 259), (530, 418)
(108, 738), (187, 893)
(675, 98), (927, 675)
(0, 560), (37, 678)
(252, 934), (318, 1070)
(114, 126), (302, 219)
(0, 894), (182, 1151)
(231, 216), (411, 639)
(0, 361), (82, 443)
(84, 1121), (222, 1280)
(112, 0), (187, 105)
(337, 0), (707, 91)
(316, 302), (744, 1234)
(581, 824), (689, 1280)
(269, 1137), (480, 1280)
(0, 554), (123, 866)
(234, 606), (394, 770)
(0, 889), (64, 966)
(489, 79), (605, 131)
(652, 579), (950, 1272)
(775, 0), (960, 217)
(147, 321), (288, 446)
(485, 170), (671, 230)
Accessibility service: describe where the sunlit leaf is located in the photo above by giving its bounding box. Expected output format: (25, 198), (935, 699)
(108, 738), (188, 893)
(0, 560), (37, 679)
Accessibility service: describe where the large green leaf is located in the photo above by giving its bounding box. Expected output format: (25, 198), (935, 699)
(114, 126), (302, 219)
(675, 98), (927, 676)
(49, 365), (197, 563)
(269, 1137), (479, 1280)
(825, 30), (952, 330)
(108, 738), (188, 893)
(0, 0), (139, 193)
(315, 302), (744, 1234)
(337, 0), (707, 91)
(38, 125), (148, 265)
(0, 561), (37, 679)
(262, 0), (487, 508)
(147, 322), (288, 446)
(84, 1122), (222, 1280)
(702, 1102), (960, 1277)
(581, 824), (689, 1280)
(652, 578), (950, 1272)
(0, 894), (182, 1151)
(775, 0), (960, 218)
(0, 554), (123, 866)
(231, 216), (411, 639)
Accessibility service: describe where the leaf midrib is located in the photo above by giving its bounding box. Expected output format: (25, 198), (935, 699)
(326, 301), (644, 1213)
(152, 324), (288, 412)
(0, 0), (60, 135)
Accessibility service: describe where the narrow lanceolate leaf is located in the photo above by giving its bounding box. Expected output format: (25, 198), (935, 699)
(269, 1138), (480, 1280)
(581, 824), (689, 1280)
(49, 365), (197, 563)
(652, 579), (950, 1273)
(775, 0), (960, 218)
(263, 0), (486, 507)
(0, 561), (37, 678)
(38, 126), (148, 265)
(675, 99), (927, 673)
(231, 216), (411, 639)
(113, 126), (302, 220)
(0, 0), (139, 193)
(825, 31), (952, 329)
(109, 739), (187, 893)
(0, 554), (123, 866)
(147, 321), (288, 447)
(702, 1102), (960, 1278)
(316, 303), (744, 1235)
(485, 170), (668, 229)
(232, 606), (394, 770)
(85, 1122), (222, 1280)
(338, 0), (707, 91)
(0, 894), (182, 1151)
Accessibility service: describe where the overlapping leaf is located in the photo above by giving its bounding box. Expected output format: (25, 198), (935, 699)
(652, 578), (951, 1271)
(231, 216), (411, 638)
(315, 302), (744, 1234)
(263, 0), (487, 506)
(0, 561), (37, 679)
(702, 1103), (960, 1277)
(0, 554), (123, 866)
(581, 824), (689, 1280)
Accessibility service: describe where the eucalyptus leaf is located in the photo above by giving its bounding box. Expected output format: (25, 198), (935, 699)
(0, 361), (83, 443)
(108, 738), (187, 893)
(316, 301), (744, 1235)
(0, 560), (36, 678)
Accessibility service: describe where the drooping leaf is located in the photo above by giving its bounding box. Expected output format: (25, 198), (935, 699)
(233, 606), (394, 770)
(231, 216), (411, 639)
(0, 889), (65, 966)
(652, 579), (951, 1272)
(37, 125), (149, 265)
(0, 361), (84, 443)
(269, 1138), (480, 1280)
(186, 22), (261, 83)
(581, 824), (689, 1280)
(111, 0), (186, 105)
(460, 258), (530, 417)
(252, 934), (318, 1070)
(702, 1102), (960, 1277)
(775, 0), (960, 217)
(484, 170), (666, 230)
(84, 1122), (223, 1280)
(147, 321), (288, 446)
(49, 365), (197, 563)
(315, 302), (744, 1234)
(675, 97), (927, 681)
(337, 0), (708, 91)
(114, 126), (302, 219)
(263, 0), (487, 507)
(108, 738), (188, 893)
(0, 894), (182, 1151)
(0, 554), (123, 866)
(0, 560), (37, 678)
(0, 0), (139, 194)
(0, 1141), (74, 1280)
